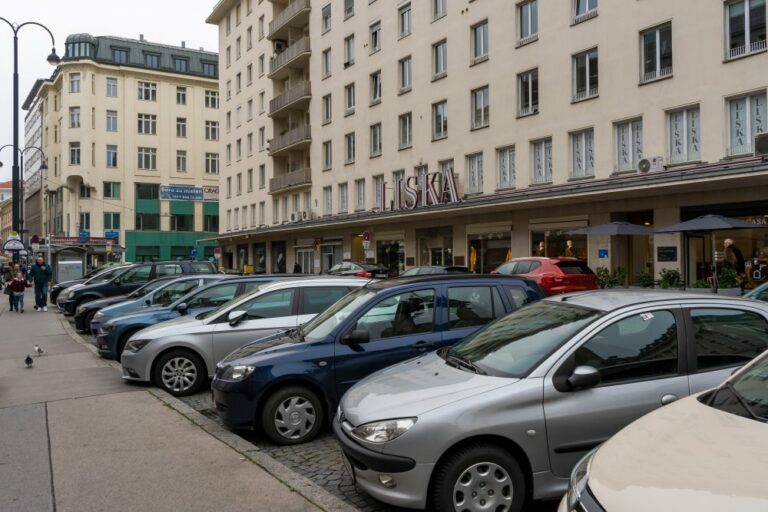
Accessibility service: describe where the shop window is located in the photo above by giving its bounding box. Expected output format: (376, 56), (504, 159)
(271, 241), (287, 273)
(417, 226), (454, 266)
(377, 239), (405, 275)
(531, 229), (587, 259)
(468, 232), (512, 273)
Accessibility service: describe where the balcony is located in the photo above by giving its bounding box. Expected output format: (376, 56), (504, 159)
(268, 0), (311, 42)
(269, 125), (311, 156)
(728, 39), (767, 60)
(269, 81), (311, 117)
(268, 37), (311, 80)
(269, 168), (311, 194)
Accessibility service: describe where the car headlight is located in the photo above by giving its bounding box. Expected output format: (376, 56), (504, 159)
(99, 323), (115, 334)
(124, 339), (151, 353)
(67, 291), (76, 299)
(93, 311), (104, 319)
(351, 418), (417, 444)
(219, 364), (256, 381)
(566, 448), (598, 511)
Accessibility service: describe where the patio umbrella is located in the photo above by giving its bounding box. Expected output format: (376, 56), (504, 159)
(656, 215), (768, 292)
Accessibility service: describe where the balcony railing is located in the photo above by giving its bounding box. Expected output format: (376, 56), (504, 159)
(516, 33), (539, 48)
(642, 66), (673, 83)
(268, 0), (311, 40)
(518, 104), (538, 117)
(269, 168), (311, 193)
(573, 9), (598, 24)
(573, 87), (598, 102)
(269, 124), (311, 155)
(269, 37), (311, 76)
(269, 81), (311, 115)
(729, 39), (767, 59)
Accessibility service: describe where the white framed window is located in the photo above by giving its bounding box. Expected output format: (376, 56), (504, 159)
(322, 140), (333, 170)
(248, 168), (254, 191)
(433, 40), (447, 78)
(615, 119), (643, 171)
(370, 70), (382, 104)
(432, 100), (448, 139)
(259, 127), (265, 150)
(176, 86), (187, 105)
(226, 80), (232, 100)
(248, 99), (254, 120)
(106, 77), (118, 97)
(471, 20), (489, 63)
(345, 0), (354, 19)
(236, 37), (242, 59)
(323, 186), (333, 216)
(668, 106), (701, 163)
(399, 112), (412, 149)
(355, 178), (366, 210)
(247, 64), (253, 84)
(226, 144), (232, 164)
(205, 121), (219, 141)
(393, 169), (405, 188)
(573, 0), (598, 24)
(205, 153), (219, 174)
(345, 132), (356, 163)
(728, 92), (767, 155)
(259, 165), (266, 188)
(726, 0), (767, 59)
(370, 123), (382, 157)
(571, 129), (595, 178)
(370, 21), (381, 53)
(497, 146), (515, 189)
(247, 133), (254, 155)
(69, 142), (80, 165)
(69, 107), (80, 128)
(399, 3), (412, 38)
(433, 0), (447, 20)
(251, 203), (257, 227)
(471, 86), (490, 129)
(344, 83), (355, 113)
(259, 91), (265, 113)
(518, 68), (539, 116)
(259, 54), (265, 76)
(399, 56), (412, 92)
(339, 182), (349, 213)
(226, 111), (232, 130)
(322, 4), (332, 33)
(137, 81), (157, 101)
(467, 152), (484, 193)
(258, 15), (265, 38)
(641, 24), (673, 82)
(176, 117), (187, 137)
(573, 48), (598, 101)
(518, 0), (538, 45)
(69, 73), (80, 93)
(137, 147), (157, 170)
(532, 138), (553, 184)
(247, 27), (253, 49)
(106, 145), (118, 168)
(137, 114), (157, 134)
(374, 175), (384, 208)
(205, 90), (219, 108)
(322, 48), (332, 77)
(344, 35), (355, 66)
(322, 94), (332, 124)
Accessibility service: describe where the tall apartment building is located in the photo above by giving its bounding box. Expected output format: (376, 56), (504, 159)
(208, 0), (768, 286)
(26, 33), (221, 264)
(22, 92), (45, 241)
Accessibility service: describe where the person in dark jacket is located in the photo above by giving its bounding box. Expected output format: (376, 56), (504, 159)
(7, 272), (28, 313)
(27, 256), (53, 312)
(293, 262), (302, 274)
(3, 263), (20, 311)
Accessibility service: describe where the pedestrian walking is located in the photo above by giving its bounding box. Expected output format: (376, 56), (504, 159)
(27, 256), (53, 312)
(3, 263), (21, 311)
(724, 238), (746, 291)
(293, 262), (302, 274)
(7, 272), (28, 313)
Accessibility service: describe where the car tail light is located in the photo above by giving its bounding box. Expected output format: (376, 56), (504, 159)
(355, 271), (373, 278)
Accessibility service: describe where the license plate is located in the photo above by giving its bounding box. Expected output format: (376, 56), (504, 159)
(374, 274), (387, 278)
(341, 451), (356, 484)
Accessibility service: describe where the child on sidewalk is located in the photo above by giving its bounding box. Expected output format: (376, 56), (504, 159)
(7, 272), (28, 313)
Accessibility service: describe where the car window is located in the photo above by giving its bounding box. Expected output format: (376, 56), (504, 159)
(690, 308), (768, 371)
(354, 289), (435, 341)
(89, 266), (126, 284)
(155, 263), (182, 277)
(448, 286), (505, 329)
(515, 261), (532, 274)
(556, 261), (594, 274)
(329, 263), (343, 273)
(191, 261), (214, 273)
(152, 280), (201, 306)
(504, 286), (529, 309)
(575, 310), (678, 385)
(342, 263), (354, 272)
(128, 278), (169, 298)
(120, 265), (152, 284)
(242, 281), (267, 294)
(528, 261), (542, 272)
(187, 283), (240, 309)
(241, 289), (295, 319)
(496, 262), (517, 275)
(399, 268), (417, 277)
(302, 286), (351, 315)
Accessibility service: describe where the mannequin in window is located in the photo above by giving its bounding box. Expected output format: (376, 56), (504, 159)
(535, 241), (545, 257)
(564, 240), (576, 258)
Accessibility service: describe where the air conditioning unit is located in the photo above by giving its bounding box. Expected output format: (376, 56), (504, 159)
(755, 133), (768, 156)
(637, 156), (665, 173)
(289, 211), (301, 223)
(274, 40), (287, 52)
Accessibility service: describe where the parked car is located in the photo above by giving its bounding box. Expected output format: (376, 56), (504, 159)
(96, 275), (288, 361)
(212, 274), (544, 445)
(399, 265), (469, 277)
(561, 349), (768, 512)
(50, 264), (132, 305)
(59, 260), (216, 315)
(75, 274), (227, 333)
(334, 291), (768, 511)
(120, 276), (366, 397)
(492, 257), (598, 295)
(326, 262), (392, 278)
(744, 281), (768, 301)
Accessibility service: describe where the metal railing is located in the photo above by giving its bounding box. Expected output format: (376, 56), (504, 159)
(642, 66), (673, 83)
(518, 104), (538, 117)
(516, 33), (538, 47)
(573, 87), (598, 102)
(268, 0), (311, 38)
(729, 39), (767, 59)
(269, 81), (311, 115)
(269, 167), (311, 193)
(269, 36), (311, 75)
(268, 124), (311, 154)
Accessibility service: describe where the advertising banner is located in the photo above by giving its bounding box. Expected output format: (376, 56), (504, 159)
(159, 185), (220, 202)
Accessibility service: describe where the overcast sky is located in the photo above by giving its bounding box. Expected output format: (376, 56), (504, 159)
(0, 0), (219, 182)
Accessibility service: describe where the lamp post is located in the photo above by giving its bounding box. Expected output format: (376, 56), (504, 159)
(0, 17), (60, 262)
(0, 144), (48, 246)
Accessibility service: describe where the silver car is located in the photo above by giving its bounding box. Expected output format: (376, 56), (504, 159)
(335, 291), (768, 511)
(121, 277), (367, 396)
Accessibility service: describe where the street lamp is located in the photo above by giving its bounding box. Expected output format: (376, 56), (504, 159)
(0, 17), (59, 261)
(0, 145), (47, 258)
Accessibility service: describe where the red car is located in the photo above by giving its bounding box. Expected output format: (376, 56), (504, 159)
(491, 257), (598, 295)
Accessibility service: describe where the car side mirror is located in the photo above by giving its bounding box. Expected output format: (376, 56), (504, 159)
(145, 299), (152, 306)
(228, 310), (247, 326)
(176, 302), (188, 314)
(113, 278), (121, 286)
(342, 329), (370, 345)
(567, 365), (601, 390)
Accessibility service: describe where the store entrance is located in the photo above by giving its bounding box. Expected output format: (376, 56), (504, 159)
(611, 210), (654, 285)
(295, 249), (314, 274)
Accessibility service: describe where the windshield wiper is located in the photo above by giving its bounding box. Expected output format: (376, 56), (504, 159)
(286, 327), (305, 342)
(443, 349), (487, 375)
(723, 382), (767, 422)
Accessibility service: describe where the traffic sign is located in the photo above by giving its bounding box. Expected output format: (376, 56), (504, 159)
(362, 231), (370, 242)
(190, 247), (198, 258)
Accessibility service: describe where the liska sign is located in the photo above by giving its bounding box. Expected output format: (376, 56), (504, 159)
(379, 168), (462, 212)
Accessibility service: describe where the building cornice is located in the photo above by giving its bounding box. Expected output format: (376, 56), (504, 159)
(206, 0), (239, 24)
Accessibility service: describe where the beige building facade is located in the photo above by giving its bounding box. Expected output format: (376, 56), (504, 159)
(208, 0), (768, 287)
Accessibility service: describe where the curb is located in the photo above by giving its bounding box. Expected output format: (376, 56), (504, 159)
(57, 314), (359, 512)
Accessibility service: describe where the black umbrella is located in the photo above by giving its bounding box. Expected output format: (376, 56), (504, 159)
(656, 215), (768, 292)
(569, 222), (655, 236)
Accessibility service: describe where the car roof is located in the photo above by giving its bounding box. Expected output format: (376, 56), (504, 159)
(546, 289), (768, 312)
(258, 276), (369, 291)
(365, 274), (537, 290)
(218, 274), (295, 282)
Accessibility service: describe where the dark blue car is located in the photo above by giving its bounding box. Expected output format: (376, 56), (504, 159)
(95, 275), (290, 360)
(212, 275), (545, 445)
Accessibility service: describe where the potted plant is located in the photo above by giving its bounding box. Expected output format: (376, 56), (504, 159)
(613, 267), (628, 288)
(717, 267), (742, 296)
(659, 268), (682, 289)
(686, 279), (712, 294)
(596, 267), (625, 289)
(635, 271), (654, 289)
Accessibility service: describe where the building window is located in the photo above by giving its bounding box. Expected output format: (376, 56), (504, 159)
(236, 173), (242, 195)
(136, 183), (159, 200)
(176, 150), (187, 172)
(259, 15), (265, 39)
(399, 112), (412, 149)
(106, 77), (118, 97)
(339, 182), (348, 213)
(176, 86), (187, 105)
(236, 138), (242, 160)
(518, 68), (539, 116)
(355, 179), (366, 210)
(236, 72), (242, 93)
(248, 168), (254, 191)
(226, 177), (232, 198)
(433, 0), (447, 20)
(69, 107), (80, 128)
(259, 127), (265, 150)
(345, 0), (354, 18)
(79, 183), (91, 199)
(258, 54), (265, 75)
(433, 40), (447, 78)
(573, 48), (598, 101)
(370, 123), (382, 157)
(668, 106), (701, 164)
(573, 0), (598, 24)
(345, 132), (356, 163)
(729, 92), (767, 155)
(69, 142), (80, 165)
(226, 111), (232, 130)
(373, 175), (384, 208)
(69, 73), (80, 93)
(259, 92), (265, 114)
(247, 63), (253, 84)
(370, 21), (381, 53)
(103, 182), (121, 199)
(236, 106), (242, 126)
(236, 37), (242, 59)
(322, 48), (332, 77)
(322, 140), (333, 170)
(399, 3), (412, 38)
(144, 53), (160, 68)
(496, 146), (516, 189)
(641, 24), (673, 82)
(137, 114), (157, 134)
(344, 35), (355, 66)
(432, 100), (448, 139)
(202, 62), (217, 77)
(79, 212), (90, 230)
(344, 83), (355, 113)
(104, 212), (120, 230)
(112, 48), (128, 64)
(399, 56), (412, 92)
(106, 144), (118, 167)
(322, 4), (332, 33)
(205, 90), (219, 108)
(518, 0), (538, 45)
(176, 117), (187, 138)
(467, 153), (484, 194)
(173, 57), (188, 72)
(322, 94), (332, 124)
(138, 147), (157, 170)
(226, 80), (231, 100)
(471, 20), (489, 63)
(135, 214), (160, 231)
(571, 129), (595, 178)
(615, 119), (643, 171)
(247, 133), (254, 154)
(259, 165), (265, 188)
(726, 0), (767, 59)
(471, 86), (490, 129)
(323, 186), (333, 216)
(370, 70), (382, 104)
(137, 81), (157, 101)
(171, 213), (194, 232)
(206, 121), (220, 141)
(247, 26), (253, 49)
(532, 138), (553, 184)
(226, 46), (231, 67)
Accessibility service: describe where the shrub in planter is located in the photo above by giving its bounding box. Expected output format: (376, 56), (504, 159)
(718, 267), (740, 290)
(635, 271), (654, 288)
(659, 268), (682, 289)
(596, 267), (627, 288)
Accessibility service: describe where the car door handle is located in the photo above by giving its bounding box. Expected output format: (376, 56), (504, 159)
(661, 394), (679, 406)
(412, 341), (435, 350)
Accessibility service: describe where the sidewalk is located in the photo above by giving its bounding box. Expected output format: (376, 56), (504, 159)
(0, 290), (319, 512)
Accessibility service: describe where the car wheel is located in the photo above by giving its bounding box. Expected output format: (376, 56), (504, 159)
(152, 349), (206, 397)
(116, 329), (142, 359)
(261, 386), (324, 445)
(430, 443), (526, 512)
(81, 310), (97, 333)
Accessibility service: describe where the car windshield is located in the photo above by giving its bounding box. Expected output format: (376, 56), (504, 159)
(706, 352), (768, 422)
(301, 288), (377, 342)
(445, 301), (602, 378)
(191, 282), (266, 320)
(85, 266), (127, 285)
(127, 278), (171, 298)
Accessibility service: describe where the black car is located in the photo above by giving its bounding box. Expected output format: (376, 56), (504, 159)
(326, 261), (391, 278)
(399, 265), (469, 276)
(49, 264), (132, 305)
(59, 260), (217, 315)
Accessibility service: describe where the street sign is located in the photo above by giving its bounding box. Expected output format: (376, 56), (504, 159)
(190, 247), (198, 258)
(2, 239), (24, 251)
(79, 230), (90, 241)
(213, 247), (221, 255)
(362, 240), (371, 250)
(31, 243), (40, 252)
(362, 230), (370, 242)
(105, 230), (119, 240)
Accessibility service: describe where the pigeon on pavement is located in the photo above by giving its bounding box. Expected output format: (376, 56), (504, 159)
(24, 355), (33, 368)
(33, 345), (45, 356)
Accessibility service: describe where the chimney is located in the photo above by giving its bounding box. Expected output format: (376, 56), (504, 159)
(199, 47), (204, 51)
(139, 34), (145, 41)
(181, 41), (185, 48)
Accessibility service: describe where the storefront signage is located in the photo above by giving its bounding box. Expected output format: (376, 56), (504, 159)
(598, 249), (609, 259)
(657, 246), (678, 262)
(105, 230), (120, 240)
(50, 236), (118, 245)
(159, 185), (219, 202)
(379, 168), (462, 213)
(3, 238), (24, 251)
